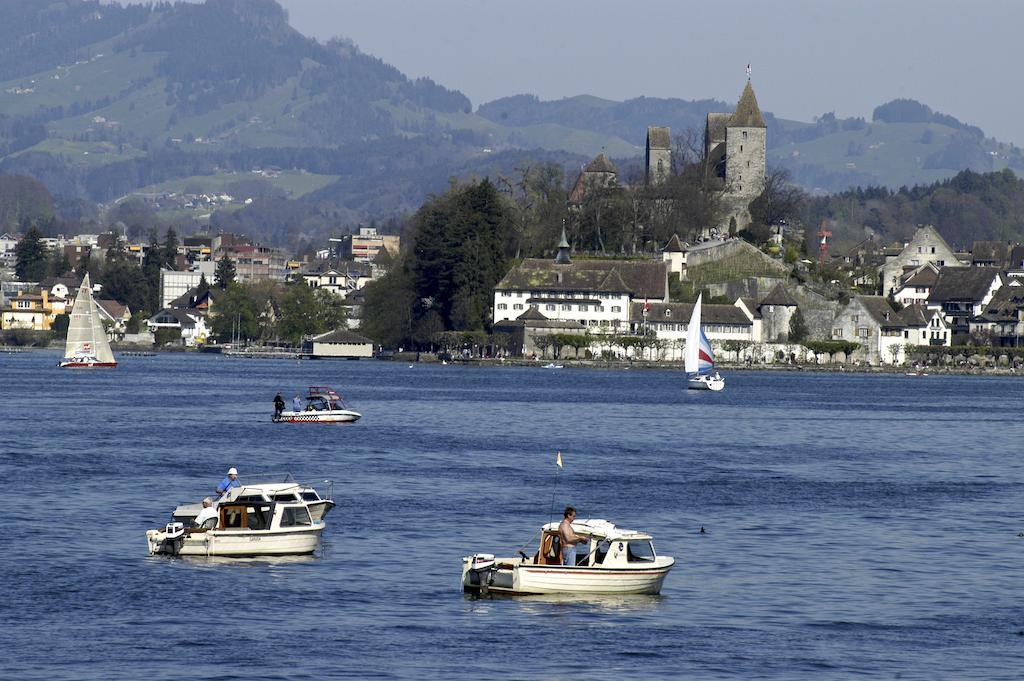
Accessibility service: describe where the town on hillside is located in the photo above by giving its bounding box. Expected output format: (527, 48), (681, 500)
(3, 81), (1024, 369)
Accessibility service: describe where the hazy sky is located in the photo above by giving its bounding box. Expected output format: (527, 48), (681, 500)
(268, 0), (1020, 145)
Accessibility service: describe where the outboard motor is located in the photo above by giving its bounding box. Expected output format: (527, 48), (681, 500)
(464, 553), (496, 593)
(156, 522), (186, 556)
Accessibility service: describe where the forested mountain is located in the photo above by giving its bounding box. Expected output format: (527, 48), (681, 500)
(0, 0), (1021, 249)
(809, 168), (1024, 253)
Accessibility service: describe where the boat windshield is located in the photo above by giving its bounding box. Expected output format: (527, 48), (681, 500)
(626, 540), (656, 563)
(307, 397), (330, 411)
(280, 506), (312, 527)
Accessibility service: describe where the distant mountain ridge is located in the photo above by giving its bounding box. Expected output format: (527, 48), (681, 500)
(0, 0), (1020, 244)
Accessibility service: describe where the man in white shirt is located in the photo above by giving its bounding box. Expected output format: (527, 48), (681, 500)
(194, 498), (219, 529)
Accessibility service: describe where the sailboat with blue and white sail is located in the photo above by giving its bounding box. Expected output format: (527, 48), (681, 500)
(685, 293), (724, 391)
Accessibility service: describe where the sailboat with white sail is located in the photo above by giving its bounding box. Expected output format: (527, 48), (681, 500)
(685, 293), (724, 391)
(59, 273), (117, 368)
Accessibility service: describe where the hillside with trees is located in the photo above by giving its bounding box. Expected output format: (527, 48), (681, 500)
(0, 0), (1021, 249)
(808, 168), (1024, 252)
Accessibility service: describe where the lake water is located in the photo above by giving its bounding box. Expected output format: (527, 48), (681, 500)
(3, 351), (1024, 680)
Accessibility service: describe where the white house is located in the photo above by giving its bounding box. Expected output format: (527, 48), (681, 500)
(831, 296), (948, 365)
(891, 263), (940, 307)
(927, 267), (1003, 342)
(879, 225), (965, 297)
(301, 262), (374, 299)
(628, 301), (754, 359)
(147, 308), (208, 347)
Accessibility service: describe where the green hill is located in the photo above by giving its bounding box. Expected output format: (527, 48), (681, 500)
(0, 0), (1021, 246)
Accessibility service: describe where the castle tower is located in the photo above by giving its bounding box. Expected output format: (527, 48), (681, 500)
(723, 80), (767, 228)
(645, 126), (671, 186)
(703, 80), (767, 235)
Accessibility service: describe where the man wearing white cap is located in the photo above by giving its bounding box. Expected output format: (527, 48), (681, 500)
(216, 467), (240, 498)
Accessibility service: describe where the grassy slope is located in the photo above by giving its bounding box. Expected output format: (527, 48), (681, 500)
(135, 169), (338, 198)
(769, 121), (1011, 189)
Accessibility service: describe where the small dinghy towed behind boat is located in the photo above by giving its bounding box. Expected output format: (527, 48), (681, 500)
(274, 386), (361, 423)
(462, 519), (674, 595)
(147, 477), (331, 557)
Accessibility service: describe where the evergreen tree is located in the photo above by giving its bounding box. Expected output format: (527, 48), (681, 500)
(197, 273), (211, 296)
(49, 248), (72, 278)
(410, 179), (513, 332)
(163, 227), (179, 269)
(789, 307), (808, 342)
(215, 254), (236, 289)
(99, 260), (151, 317)
(75, 253), (90, 278)
(14, 227), (48, 282)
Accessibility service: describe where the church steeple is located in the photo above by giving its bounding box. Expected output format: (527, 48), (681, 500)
(554, 223), (571, 264)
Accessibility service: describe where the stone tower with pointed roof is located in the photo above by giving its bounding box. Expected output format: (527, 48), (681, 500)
(704, 80), (767, 234)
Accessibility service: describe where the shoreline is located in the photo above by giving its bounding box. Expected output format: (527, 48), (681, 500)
(6, 344), (1020, 377)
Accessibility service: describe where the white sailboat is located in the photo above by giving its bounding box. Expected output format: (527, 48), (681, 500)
(685, 293), (724, 391)
(59, 273), (117, 368)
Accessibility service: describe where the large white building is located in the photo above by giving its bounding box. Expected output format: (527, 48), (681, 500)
(492, 234), (669, 335)
(159, 265), (214, 309)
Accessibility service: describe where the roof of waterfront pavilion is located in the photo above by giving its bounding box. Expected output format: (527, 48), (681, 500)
(495, 258), (668, 301)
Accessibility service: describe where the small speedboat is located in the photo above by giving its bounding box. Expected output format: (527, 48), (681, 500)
(542, 363), (564, 369)
(147, 479), (329, 558)
(462, 519), (674, 595)
(274, 386), (360, 423)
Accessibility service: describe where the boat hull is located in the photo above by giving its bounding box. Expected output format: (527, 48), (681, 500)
(275, 410), (361, 423)
(688, 375), (724, 391)
(146, 525), (323, 557)
(59, 361), (117, 368)
(463, 557), (674, 595)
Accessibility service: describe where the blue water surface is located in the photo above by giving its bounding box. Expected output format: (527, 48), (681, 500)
(2, 351), (1024, 680)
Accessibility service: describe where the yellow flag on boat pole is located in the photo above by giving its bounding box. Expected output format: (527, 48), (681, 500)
(556, 451), (563, 468)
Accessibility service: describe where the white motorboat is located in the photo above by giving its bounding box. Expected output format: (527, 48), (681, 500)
(275, 386), (360, 423)
(685, 293), (724, 391)
(462, 519), (674, 595)
(147, 480), (329, 557)
(542, 363), (564, 369)
(172, 476), (336, 523)
(59, 273), (116, 368)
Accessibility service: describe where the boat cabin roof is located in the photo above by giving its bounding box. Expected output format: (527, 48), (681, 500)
(540, 518), (652, 541)
(226, 482), (321, 500)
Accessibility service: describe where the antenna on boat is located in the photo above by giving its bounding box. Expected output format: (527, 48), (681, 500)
(548, 451), (563, 525)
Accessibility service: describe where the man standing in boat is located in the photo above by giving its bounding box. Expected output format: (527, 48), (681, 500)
(273, 393), (285, 420)
(559, 506), (587, 566)
(216, 467), (240, 498)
